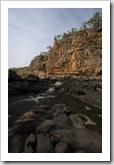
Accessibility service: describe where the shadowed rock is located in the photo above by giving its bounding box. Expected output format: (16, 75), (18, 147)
(36, 134), (54, 153)
(8, 115), (17, 127)
(12, 134), (26, 153)
(69, 115), (85, 128)
(24, 133), (36, 153)
(8, 70), (22, 82)
(55, 141), (71, 153)
(24, 74), (39, 82)
(51, 128), (102, 153)
(53, 114), (72, 127)
(36, 120), (56, 134)
(12, 112), (39, 134)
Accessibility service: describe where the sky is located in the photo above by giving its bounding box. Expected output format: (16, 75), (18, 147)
(8, 8), (102, 68)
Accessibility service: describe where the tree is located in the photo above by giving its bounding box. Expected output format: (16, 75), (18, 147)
(82, 22), (87, 29)
(54, 36), (57, 43)
(80, 11), (102, 30)
(56, 34), (61, 40)
(71, 28), (77, 33)
(47, 46), (51, 50)
(87, 12), (102, 29)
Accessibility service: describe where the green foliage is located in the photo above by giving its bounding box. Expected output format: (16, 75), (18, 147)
(41, 52), (46, 55)
(71, 28), (78, 33)
(47, 46), (52, 50)
(54, 34), (62, 43)
(32, 55), (39, 61)
(82, 21), (87, 29)
(81, 12), (102, 30)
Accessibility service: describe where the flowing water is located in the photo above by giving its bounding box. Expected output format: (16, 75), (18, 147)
(8, 81), (102, 134)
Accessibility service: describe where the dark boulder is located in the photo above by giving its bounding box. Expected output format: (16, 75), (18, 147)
(51, 128), (102, 153)
(8, 115), (17, 127)
(71, 128), (102, 153)
(23, 146), (34, 153)
(36, 134), (54, 153)
(69, 114), (85, 128)
(25, 74), (39, 82)
(12, 118), (37, 134)
(49, 104), (69, 118)
(55, 141), (71, 153)
(53, 114), (72, 127)
(25, 133), (37, 147)
(12, 111), (39, 134)
(8, 70), (22, 82)
(31, 107), (53, 120)
(24, 133), (37, 152)
(50, 135), (60, 144)
(36, 120), (56, 134)
(12, 134), (26, 153)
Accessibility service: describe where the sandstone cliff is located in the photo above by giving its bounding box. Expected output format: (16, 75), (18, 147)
(29, 27), (102, 78)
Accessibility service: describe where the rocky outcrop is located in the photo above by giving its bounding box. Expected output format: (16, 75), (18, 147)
(8, 70), (51, 95)
(8, 103), (102, 153)
(28, 28), (102, 78)
(8, 69), (23, 82)
(62, 76), (102, 108)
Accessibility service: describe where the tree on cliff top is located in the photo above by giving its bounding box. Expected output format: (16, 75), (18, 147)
(81, 11), (102, 29)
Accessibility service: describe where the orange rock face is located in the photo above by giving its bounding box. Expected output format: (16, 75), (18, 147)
(29, 28), (102, 78)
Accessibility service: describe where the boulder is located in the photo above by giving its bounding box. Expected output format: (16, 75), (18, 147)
(12, 134), (26, 153)
(25, 133), (37, 147)
(73, 114), (97, 126)
(36, 120), (56, 134)
(23, 146), (34, 153)
(12, 118), (37, 134)
(55, 141), (71, 153)
(8, 115), (17, 127)
(36, 134), (54, 153)
(49, 104), (68, 117)
(50, 135), (60, 144)
(69, 114), (85, 128)
(8, 70), (22, 82)
(25, 74), (39, 82)
(24, 133), (36, 152)
(72, 128), (102, 152)
(12, 112), (39, 134)
(51, 128), (102, 153)
(53, 114), (72, 126)
(31, 108), (53, 120)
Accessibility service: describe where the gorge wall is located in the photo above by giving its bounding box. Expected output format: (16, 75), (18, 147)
(15, 27), (102, 78)
(29, 27), (102, 78)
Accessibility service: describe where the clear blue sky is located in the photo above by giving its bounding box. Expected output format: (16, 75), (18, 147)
(8, 8), (102, 68)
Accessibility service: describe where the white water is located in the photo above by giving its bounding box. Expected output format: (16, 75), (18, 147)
(11, 85), (57, 105)
(54, 82), (63, 86)
(46, 87), (55, 92)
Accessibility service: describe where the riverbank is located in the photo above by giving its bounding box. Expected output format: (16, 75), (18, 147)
(8, 72), (102, 153)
